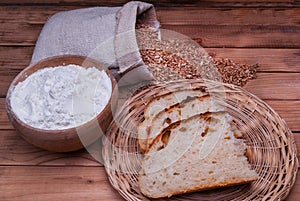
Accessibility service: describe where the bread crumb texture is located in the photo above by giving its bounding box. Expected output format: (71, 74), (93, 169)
(139, 112), (259, 198)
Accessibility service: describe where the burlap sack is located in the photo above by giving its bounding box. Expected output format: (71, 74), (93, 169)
(31, 1), (160, 85)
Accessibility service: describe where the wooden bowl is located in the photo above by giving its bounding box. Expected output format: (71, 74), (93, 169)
(6, 55), (117, 152)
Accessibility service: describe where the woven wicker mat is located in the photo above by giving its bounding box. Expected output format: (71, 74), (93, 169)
(102, 79), (298, 201)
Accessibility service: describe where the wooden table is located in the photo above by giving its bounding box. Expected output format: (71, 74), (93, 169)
(0, 0), (300, 200)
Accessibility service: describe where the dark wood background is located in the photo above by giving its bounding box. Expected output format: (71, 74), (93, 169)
(0, 0), (299, 200)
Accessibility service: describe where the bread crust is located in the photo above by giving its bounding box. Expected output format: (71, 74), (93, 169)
(146, 111), (216, 153)
(143, 87), (207, 118)
(141, 178), (257, 198)
(139, 111), (259, 199)
(138, 88), (208, 152)
(145, 95), (212, 151)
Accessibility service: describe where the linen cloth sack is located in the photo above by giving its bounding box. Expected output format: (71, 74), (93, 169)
(31, 1), (160, 85)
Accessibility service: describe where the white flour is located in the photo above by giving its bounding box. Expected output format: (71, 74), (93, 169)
(10, 64), (112, 130)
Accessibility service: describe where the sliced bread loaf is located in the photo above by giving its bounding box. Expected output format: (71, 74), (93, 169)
(145, 95), (224, 151)
(138, 88), (207, 152)
(139, 112), (259, 198)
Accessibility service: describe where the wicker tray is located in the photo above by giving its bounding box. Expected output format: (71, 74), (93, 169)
(102, 79), (298, 201)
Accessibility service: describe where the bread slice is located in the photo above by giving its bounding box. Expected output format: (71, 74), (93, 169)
(139, 112), (259, 198)
(143, 87), (207, 120)
(145, 95), (223, 151)
(138, 88), (207, 152)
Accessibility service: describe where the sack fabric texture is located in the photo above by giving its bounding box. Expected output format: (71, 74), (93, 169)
(31, 1), (160, 85)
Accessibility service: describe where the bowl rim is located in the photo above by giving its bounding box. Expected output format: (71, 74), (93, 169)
(6, 54), (117, 133)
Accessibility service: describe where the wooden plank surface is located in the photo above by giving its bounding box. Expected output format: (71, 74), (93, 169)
(157, 8), (300, 25)
(0, 47), (32, 73)
(1, 98), (299, 131)
(0, 130), (298, 167)
(0, 130), (100, 166)
(0, 165), (299, 201)
(2, 7), (300, 26)
(162, 24), (300, 48)
(1, 7), (300, 48)
(0, 98), (9, 129)
(0, 1), (299, 201)
(2, 72), (300, 98)
(0, 166), (123, 201)
(2, 24), (299, 48)
(206, 48), (300, 73)
(0, 0), (298, 8)
(286, 173), (300, 201)
(265, 100), (300, 132)
(1, 47), (300, 73)
(0, 133), (299, 199)
(243, 73), (300, 100)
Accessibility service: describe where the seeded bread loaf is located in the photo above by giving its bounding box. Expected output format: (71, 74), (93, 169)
(138, 88), (207, 152)
(139, 112), (259, 198)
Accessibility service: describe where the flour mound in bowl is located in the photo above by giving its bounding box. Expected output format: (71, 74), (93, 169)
(10, 64), (112, 130)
